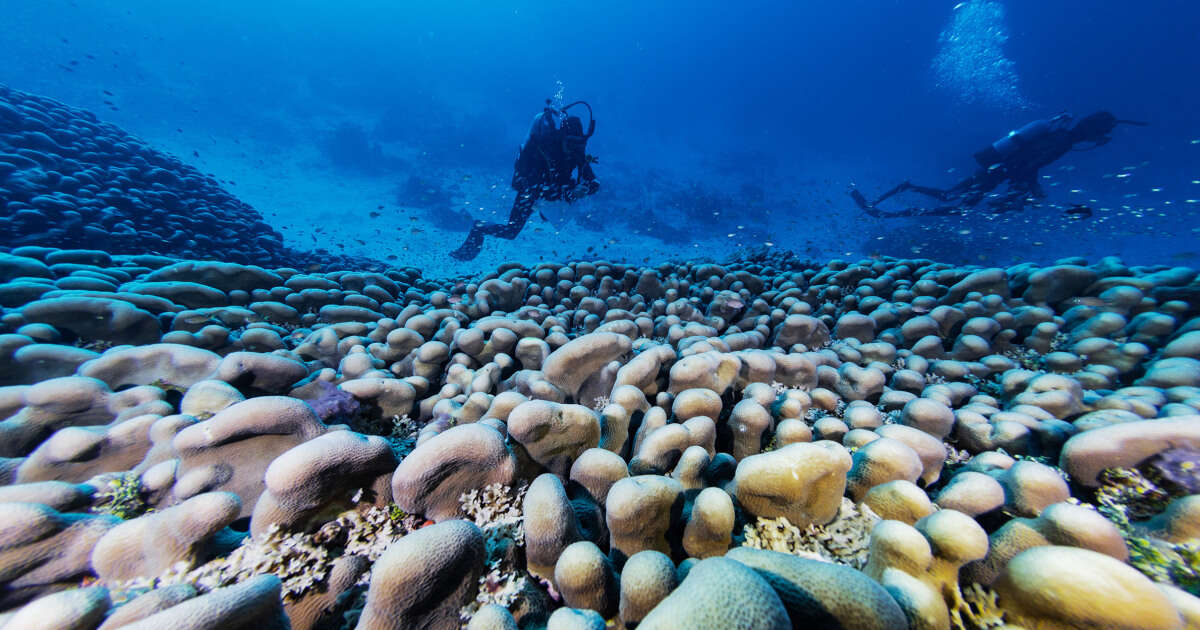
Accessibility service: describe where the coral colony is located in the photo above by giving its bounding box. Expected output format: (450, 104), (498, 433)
(3, 88), (1200, 628)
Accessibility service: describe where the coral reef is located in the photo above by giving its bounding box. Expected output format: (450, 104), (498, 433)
(741, 497), (880, 568)
(1097, 467), (1200, 595)
(2, 224), (1200, 627)
(90, 471), (150, 520)
(0, 83), (394, 271)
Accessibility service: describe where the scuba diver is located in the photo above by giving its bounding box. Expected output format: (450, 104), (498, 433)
(849, 111), (1146, 217)
(450, 100), (600, 261)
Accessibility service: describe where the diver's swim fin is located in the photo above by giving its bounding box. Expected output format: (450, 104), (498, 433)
(450, 227), (485, 261)
(849, 188), (873, 212)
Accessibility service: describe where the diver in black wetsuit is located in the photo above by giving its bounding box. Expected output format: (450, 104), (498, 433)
(850, 111), (1146, 217)
(450, 100), (600, 261)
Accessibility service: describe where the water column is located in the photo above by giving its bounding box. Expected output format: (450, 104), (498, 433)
(930, 0), (1031, 110)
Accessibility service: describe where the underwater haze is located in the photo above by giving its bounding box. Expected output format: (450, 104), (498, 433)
(8, 2), (1200, 628)
(3, 0), (1198, 271)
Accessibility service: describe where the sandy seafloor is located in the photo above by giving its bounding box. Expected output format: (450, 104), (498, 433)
(150, 125), (1200, 281)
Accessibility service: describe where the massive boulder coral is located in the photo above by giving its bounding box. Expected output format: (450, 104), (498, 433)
(167, 396), (328, 516)
(0, 375), (170, 458)
(356, 520), (486, 630)
(0, 84), (380, 271)
(249, 430), (397, 537)
(391, 423), (518, 522)
(1060, 416), (1200, 486)
(863, 511), (989, 630)
(0, 238), (1199, 628)
(118, 574), (291, 630)
(606, 475), (685, 563)
(0, 502), (118, 607)
(78, 343), (221, 389)
(995, 546), (1183, 629)
(728, 441), (851, 527)
(91, 492), (241, 581)
(638, 557), (791, 630)
(1, 585), (111, 630)
(541, 332), (631, 402)
(507, 400), (602, 476)
(727, 547), (907, 630)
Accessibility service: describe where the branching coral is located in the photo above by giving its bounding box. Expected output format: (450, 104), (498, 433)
(999, 344), (1046, 372)
(313, 503), (418, 567)
(741, 498), (879, 569)
(353, 413), (418, 459)
(1096, 467), (1200, 595)
(385, 414), (419, 460)
(458, 483), (536, 624)
(118, 524), (331, 601)
(460, 483), (526, 529)
(460, 483), (528, 569)
(944, 443), (974, 468)
(115, 503), (416, 602)
(90, 472), (150, 520)
(462, 566), (530, 626)
(950, 583), (1007, 630)
(1097, 468), (1172, 524)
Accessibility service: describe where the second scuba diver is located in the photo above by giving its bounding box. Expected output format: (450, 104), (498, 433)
(850, 111), (1146, 217)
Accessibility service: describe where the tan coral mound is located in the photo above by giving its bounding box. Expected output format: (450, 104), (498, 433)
(1, 249), (1199, 628)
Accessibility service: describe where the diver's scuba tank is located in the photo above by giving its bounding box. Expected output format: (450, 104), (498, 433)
(973, 114), (1068, 168)
(974, 119), (1048, 168)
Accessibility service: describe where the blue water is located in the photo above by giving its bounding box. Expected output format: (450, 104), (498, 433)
(3, 0), (1198, 274)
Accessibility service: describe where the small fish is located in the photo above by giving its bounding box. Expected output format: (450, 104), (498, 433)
(103, 89), (114, 96)
(369, 211), (380, 218)
(1067, 204), (1094, 219)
